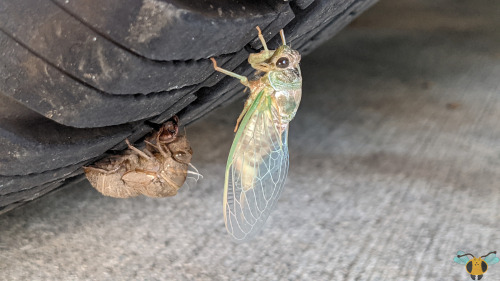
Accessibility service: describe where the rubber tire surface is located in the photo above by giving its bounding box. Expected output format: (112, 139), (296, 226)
(0, 0), (377, 213)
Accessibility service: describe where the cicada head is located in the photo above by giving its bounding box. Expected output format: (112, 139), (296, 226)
(248, 45), (301, 73)
(248, 27), (301, 74)
(167, 135), (193, 164)
(158, 116), (179, 144)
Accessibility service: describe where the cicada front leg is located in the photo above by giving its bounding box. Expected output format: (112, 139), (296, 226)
(210, 58), (249, 86)
(210, 58), (254, 132)
(125, 139), (152, 160)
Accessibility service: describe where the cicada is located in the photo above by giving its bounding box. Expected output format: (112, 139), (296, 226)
(211, 27), (302, 240)
(84, 117), (196, 198)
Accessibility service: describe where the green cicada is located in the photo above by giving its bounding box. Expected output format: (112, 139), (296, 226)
(211, 27), (302, 241)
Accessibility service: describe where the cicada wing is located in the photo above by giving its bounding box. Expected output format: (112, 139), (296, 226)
(224, 93), (289, 241)
(454, 251), (470, 265)
(484, 253), (500, 265)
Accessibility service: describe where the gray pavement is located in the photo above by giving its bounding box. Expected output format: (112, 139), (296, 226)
(2, 0), (500, 280)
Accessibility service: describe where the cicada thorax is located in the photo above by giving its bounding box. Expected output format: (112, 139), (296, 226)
(273, 89), (301, 131)
(158, 135), (193, 195)
(267, 65), (302, 131)
(268, 85), (301, 132)
(121, 152), (166, 197)
(127, 134), (193, 197)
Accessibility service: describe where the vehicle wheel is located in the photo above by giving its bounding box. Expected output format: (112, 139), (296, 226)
(0, 0), (377, 213)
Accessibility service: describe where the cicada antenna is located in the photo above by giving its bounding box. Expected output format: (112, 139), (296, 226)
(481, 251), (497, 258)
(280, 29), (286, 46)
(457, 253), (475, 258)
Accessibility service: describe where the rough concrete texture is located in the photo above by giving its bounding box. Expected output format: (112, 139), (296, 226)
(1, 0), (500, 280)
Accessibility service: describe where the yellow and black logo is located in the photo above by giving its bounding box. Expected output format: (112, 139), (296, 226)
(454, 251), (499, 280)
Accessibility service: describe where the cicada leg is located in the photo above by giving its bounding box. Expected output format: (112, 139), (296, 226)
(132, 168), (157, 176)
(83, 165), (121, 174)
(154, 129), (172, 159)
(83, 153), (138, 174)
(210, 58), (249, 87)
(125, 139), (152, 160)
(279, 29), (286, 45)
(255, 26), (269, 51)
(257, 26), (285, 47)
(144, 127), (170, 159)
(144, 140), (161, 152)
(210, 58), (255, 132)
(234, 98), (254, 132)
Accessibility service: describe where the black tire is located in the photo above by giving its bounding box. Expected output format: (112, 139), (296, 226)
(0, 0), (377, 213)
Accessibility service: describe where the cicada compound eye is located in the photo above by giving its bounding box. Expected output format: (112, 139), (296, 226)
(173, 149), (193, 164)
(276, 57), (289, 68)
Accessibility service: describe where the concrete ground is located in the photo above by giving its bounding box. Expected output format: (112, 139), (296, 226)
(2, 0), (500, 280)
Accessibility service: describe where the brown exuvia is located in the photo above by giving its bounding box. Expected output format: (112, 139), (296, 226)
(84, 117), (194, 198)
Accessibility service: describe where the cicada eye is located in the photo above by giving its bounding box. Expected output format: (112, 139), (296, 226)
(173, 150), (192, 163)
(276, 57), (289, 68)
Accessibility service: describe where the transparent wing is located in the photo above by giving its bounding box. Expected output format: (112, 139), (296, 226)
(454, 251), (470, 264)
(223, 92), (289, 241)
(484, 252), (499, 265)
